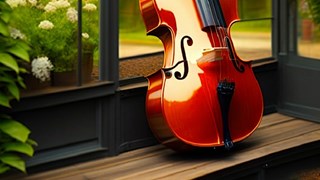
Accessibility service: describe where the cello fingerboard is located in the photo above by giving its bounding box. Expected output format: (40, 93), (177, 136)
(195, 0), (227, 30)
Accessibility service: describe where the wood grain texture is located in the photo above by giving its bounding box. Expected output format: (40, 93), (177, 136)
(5, 113), (320, 180)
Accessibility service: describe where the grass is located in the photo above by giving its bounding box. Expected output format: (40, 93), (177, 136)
(119, 30), (161, 45)
(119, 19), (272, 45)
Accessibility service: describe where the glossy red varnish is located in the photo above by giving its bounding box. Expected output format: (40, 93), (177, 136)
(140, 0), (263, 151)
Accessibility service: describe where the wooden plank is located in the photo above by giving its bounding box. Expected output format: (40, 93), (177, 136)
(165, 130), (320, 179)
(5, 145), (166, 180)
(258, 113), (295, 128)
(84, 117), (320, 179)
(115, 130), (320, 180)
(85, 150), (175, 179)
(242, 119), (319, 148)
(8, 114), (320, 180)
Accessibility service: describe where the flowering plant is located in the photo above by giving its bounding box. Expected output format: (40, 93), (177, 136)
(31, 56), (54, 82)
(7, 0), (99, 76)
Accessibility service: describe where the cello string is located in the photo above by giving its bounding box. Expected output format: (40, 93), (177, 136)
(201, 0), (221, 140)
(217, 3), (238, 75)
(208, 0), (223, 47)
(205, 0), (216, 47)
(210, 0), (230, 80)
(206, 0), (223, 80)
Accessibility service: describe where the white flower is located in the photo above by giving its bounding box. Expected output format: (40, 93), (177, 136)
(83, 3), (97, 11)
(82, 33), (89, 39)
(9, 27), (26, 39)
(44, 0), (70, 12)
(27, 0), (37, 6)
(67, 7), (78, 23)
(44, 4), (57, 12)
(54, 0), (70, 9)
(31, 56), (54, 82)
(38, 20), (54, 30)
(6, 0), (27, 8)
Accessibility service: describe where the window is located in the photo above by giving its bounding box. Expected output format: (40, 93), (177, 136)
(119, 0), (162, 80)
(8, 0), (100, 92)
(119, 0), (162, 58)
(297, 0), (320, 59)
(231, 0), (272, 61)
(119, 0), (273, 80)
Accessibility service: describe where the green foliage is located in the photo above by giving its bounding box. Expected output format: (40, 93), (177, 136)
(307, 0), (320, 25)
(238, 0), (271, 19)
(0, 0), (36, 174)
(119, 0), (161, 45)
(8, 0), (99, 72)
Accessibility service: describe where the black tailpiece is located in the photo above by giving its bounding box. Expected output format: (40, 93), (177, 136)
(217, 80), (235, 150)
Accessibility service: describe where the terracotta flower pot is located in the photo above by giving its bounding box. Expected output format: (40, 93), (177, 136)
(52, 51), (94, 86)
(22, 74), (51, 90)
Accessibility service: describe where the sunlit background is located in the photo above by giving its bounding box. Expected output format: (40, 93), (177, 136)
(119, 0), (273, 79)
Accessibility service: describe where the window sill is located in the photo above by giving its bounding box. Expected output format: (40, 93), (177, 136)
(21, 81), (115, 98)
(11, 81), (116, 112)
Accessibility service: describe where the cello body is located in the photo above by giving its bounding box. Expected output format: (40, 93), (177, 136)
(140, 0), (263, 151)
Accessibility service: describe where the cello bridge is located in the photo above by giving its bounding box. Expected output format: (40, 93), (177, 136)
(197, 47), (227, 64)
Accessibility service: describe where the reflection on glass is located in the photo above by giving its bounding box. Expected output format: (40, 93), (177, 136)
(232, 0), (272, 61)
(82, 0), (100, 83)
(119, 0), (272, 80)
(119, 0), (162, 80)
(231, 20), (272, 61)
(238, 0), (272, 20)
(8, 0), (100, 91)
(298, 0), (320, 59)
(119, 0), (162, 59)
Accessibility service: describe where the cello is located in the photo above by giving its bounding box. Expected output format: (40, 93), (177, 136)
(139, 0), (263, 151)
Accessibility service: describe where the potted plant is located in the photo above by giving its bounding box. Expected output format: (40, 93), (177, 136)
(7, 0), (99, 86)
(0, 0), (36, 173)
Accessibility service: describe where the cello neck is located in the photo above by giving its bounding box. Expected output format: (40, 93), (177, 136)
(195, 0), (227, 30)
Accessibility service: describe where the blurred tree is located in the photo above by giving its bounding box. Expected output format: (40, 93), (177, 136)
(306, 0), (320, 25)
(238, 0), (271, 19)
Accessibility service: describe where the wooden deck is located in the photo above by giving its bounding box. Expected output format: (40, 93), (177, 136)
(5, 113), (320, 179)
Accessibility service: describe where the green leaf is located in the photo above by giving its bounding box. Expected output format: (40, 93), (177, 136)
(0, 53), (19, 73)
(0, 1), (12, 18)
(15, 41), (31, 52)
(2, 142), (34, 157)
(0, 163), (10, 174)
(19, 67), (28, 73)
(27, 138), (38, 147)
(0, 73), (17, 88)
(2, 10), (12, 23)
(7, 43), (30, 62)
(0, 114), (11, 119)
(0, 92), (11, 108)
(0, 18), (9, 37)
(0, 118), (30, 142)
(17, 76), (26, 89)
(0, 153), (26, 173)
(0, 75), (12, 83)
(7, 83), (20, 100)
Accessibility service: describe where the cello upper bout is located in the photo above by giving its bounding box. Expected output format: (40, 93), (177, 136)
(140, 0), (177, 36)
(219, 0), (240, 27)
(139, 0), (161, 33)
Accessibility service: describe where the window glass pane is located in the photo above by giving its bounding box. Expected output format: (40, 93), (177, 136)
(238, 0), (272, 19)
(119, 0), (162, 80)
(8, 0), (100, 91)
(230, 0), (272, 61)
(119, 0), (162, 58)
(82, 0), (100, 83)
(119, 0), (272, 80)
(297, 0), (320, 59)
(231, 19), (272, 61)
